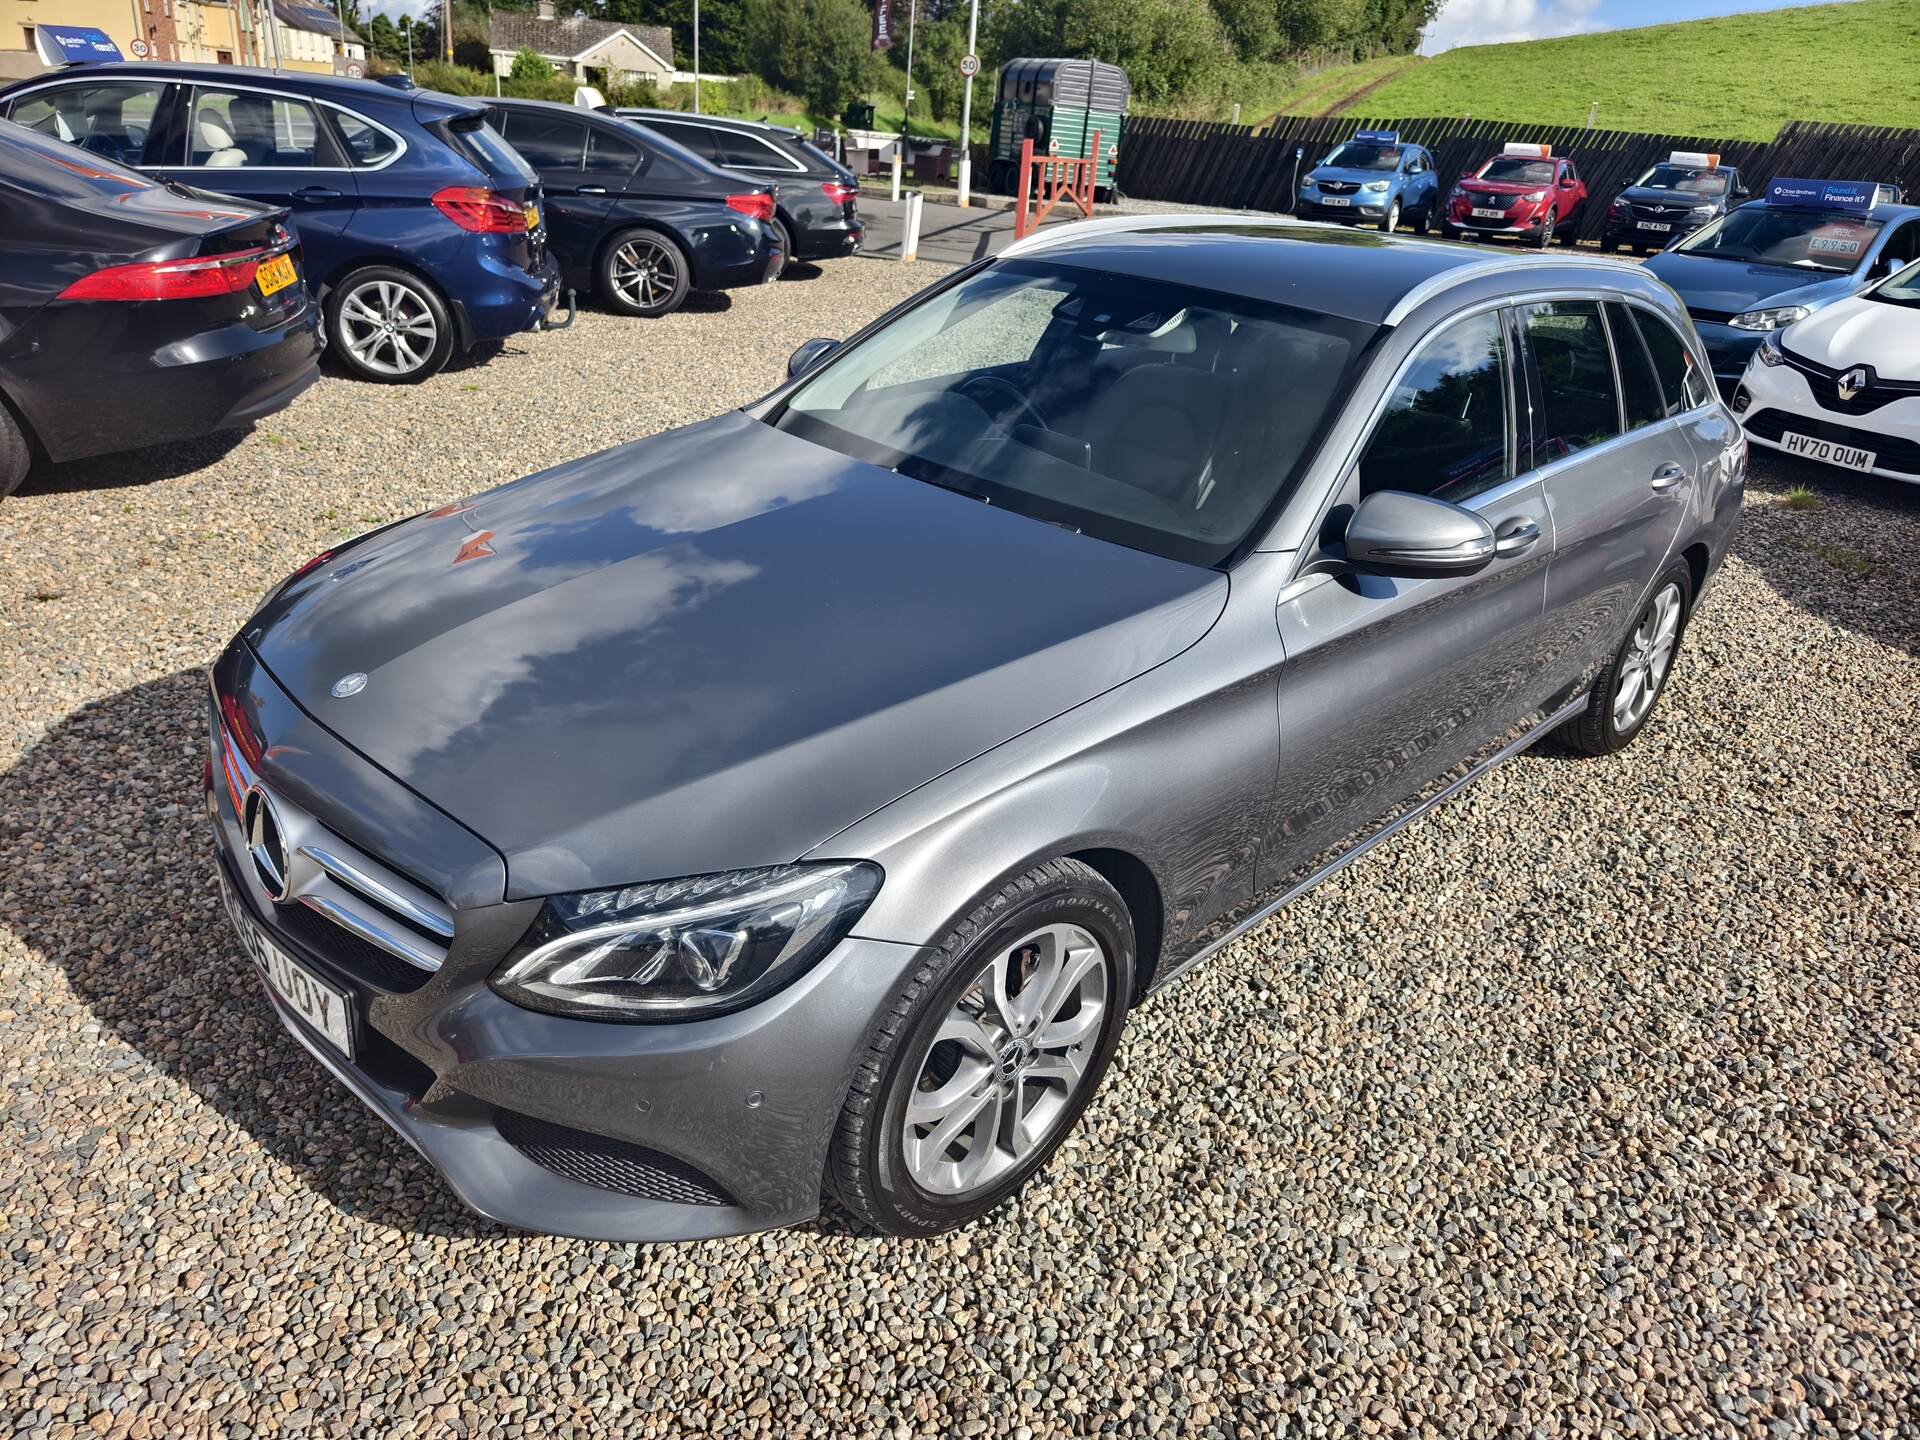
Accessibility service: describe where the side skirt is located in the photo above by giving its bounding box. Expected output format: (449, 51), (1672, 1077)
(1147, 694), (1589, 996)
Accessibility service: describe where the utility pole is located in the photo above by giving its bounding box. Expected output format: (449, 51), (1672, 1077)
(404, 16), (412, 76)
(693, 0), (701, 114)
(334, 0), (346, 72)
(901, 0), (916, 142)
(955, 0), (980, 205)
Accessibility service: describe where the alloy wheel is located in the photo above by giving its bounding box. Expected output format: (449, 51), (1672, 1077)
(1614, 582), (1682, 732)
(609, 236), (681, 311)
(338, 279), (438, 377)
(901, 922), (1110, 1196)
(1384, 199), (1401, 233)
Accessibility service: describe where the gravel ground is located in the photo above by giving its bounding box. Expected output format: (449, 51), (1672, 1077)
(2, 252), (1918, 1438)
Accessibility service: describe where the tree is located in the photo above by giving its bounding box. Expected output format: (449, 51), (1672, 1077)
(989, 0), (1227, 104)
(366, 11), (402, 63)
(742, 0), (871, 117)
(510, 46), (555, 81)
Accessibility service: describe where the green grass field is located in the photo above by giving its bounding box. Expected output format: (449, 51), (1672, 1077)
(1329, 0), (1920, 139)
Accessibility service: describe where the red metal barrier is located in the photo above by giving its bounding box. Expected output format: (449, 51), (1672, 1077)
(1013, 131), (1101, 241)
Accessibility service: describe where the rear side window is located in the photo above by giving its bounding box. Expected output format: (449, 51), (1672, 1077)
(648, 119), (721, 162)
(189, 89), (325, 167)
(1358, 310), (1510, 502)
(332, 109), (398, 167)
(1520, 301), (1620, 457)
(501, 111), (587, 170)
(1628, 308), (1712, 413)
(9, 81), (169, 167)
(712, 128), (798, 170)
(585, 126), (643, 176)
(1606, 303), (1666, 431)
(446, 117), (536, 184)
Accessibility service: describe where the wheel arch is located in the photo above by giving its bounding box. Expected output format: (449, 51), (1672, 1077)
(1067, 847), (1164, 1004)
(322, 258), (465, 348)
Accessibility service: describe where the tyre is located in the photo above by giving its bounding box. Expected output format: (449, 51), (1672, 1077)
(1555, 206), (1581, 245)
(327, 266), (454, 383)
(767, 216), (793, 281)
(599, 229), (691, 317)
(0, 400), (28, 500)
(829, 858), (1134, 1235)
(1415, 203), (1435, 235)
(1562, 565), (1693, 756)
(1380, 198), (1402, 234)
(1532, 208), (1555, 249)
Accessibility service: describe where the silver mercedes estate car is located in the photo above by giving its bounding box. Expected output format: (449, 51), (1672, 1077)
(209, 217), (1744, 1239)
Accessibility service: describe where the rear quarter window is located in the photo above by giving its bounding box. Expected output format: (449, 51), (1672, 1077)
(444, 116), (536, 184)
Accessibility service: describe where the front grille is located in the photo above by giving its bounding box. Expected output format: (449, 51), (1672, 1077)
(1318, 180), (1359, 195)
(494, 1111), (734, 1207)
(1464, 192), (1519, 211)
(1780, 345), (1920, 415)
(1744, 408), (1920, 473)
(215, 705), (456, 991)
(1688, 306), (1740, 326)
(1630, 202), (1695, 221)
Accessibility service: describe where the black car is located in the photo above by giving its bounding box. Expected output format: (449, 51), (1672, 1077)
(485, 99), (783, 319)
(0, 117), (320, 498)
(1603, 154), (1750, 255)
(615, 110), (863, 270)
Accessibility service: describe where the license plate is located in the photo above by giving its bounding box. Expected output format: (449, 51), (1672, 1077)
(1780, 431), (1876, 472)
(255, 252), (297, 297)
(1636, 220), (1672, 232)
(1322, 197), (1350, 206)
(221, 872), (355, 1058)
(524, 203), (540, 230)
(1472, 207), (1505, 219)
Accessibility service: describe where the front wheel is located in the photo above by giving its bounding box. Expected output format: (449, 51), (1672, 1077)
(0, 401), (28, 499)
(1380, 198), (1402, 233)
(829, 859), (1134, 1235)
(1562, 566), (1693, 755)
(600, 229), (691, 317)
(1532, 209), (1556, 249)
(327, 267), (454, 383)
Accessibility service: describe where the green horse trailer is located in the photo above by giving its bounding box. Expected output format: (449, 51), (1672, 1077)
(987, 58), (1130, 199)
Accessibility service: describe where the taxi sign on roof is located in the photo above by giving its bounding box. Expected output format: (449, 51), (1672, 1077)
(1354, 130), (1398, 145)
(34, 24), (122, 65)
(1502, 141), (1551, 157)
(1668, 150), (1720, 169)
(1765, 178), (1881, 212)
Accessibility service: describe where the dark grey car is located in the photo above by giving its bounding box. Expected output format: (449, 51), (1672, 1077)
(208, 218), (1745, 1240)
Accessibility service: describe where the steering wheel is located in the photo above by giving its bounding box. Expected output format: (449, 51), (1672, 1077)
(959, 374), (1051, 433)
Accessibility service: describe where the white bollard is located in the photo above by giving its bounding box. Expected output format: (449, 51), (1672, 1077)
(901, 191), (924, 262)
(957, 154), (972, 209)
(891, 150), (902, 203)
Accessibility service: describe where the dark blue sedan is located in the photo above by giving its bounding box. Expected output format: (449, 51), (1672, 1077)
(0, 65), (563, 382)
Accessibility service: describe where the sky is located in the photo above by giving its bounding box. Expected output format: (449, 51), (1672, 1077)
(1420, 0), (1854, 53)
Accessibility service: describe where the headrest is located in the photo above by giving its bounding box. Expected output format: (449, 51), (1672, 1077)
(197, 111), (237, 150)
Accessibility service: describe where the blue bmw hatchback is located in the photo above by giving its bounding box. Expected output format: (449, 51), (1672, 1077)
(0, 65), (561, 382)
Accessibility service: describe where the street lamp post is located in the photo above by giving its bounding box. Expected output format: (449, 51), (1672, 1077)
(955, 0), (980, 206)
(693, 0), (701, 114)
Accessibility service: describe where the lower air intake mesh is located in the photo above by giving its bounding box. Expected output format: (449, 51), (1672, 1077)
(493, 1110), (733, 1207)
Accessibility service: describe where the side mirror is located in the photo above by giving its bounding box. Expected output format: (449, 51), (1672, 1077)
(787, 337), (839, 379)
(1733, 185), (1751, 198)
(1561, 176), (1577, 188)
(1345, 490), (1496, 577)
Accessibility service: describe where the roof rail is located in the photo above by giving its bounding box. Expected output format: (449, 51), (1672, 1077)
(997, 210), (1301, 260)
(1380, 251), (1648, 325)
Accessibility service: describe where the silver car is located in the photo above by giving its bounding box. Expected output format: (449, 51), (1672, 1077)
(208, 217), (1744, 1239)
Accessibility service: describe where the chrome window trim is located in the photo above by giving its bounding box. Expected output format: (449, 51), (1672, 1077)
(2, 76), (410, 173)
(664, 118), (807, 173)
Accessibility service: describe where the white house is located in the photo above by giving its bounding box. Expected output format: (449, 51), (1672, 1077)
(488, 0), (673, 89)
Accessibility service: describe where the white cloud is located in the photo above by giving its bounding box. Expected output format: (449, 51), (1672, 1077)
(360, 0), (438, 19)
(1421, 0), (1609, 53)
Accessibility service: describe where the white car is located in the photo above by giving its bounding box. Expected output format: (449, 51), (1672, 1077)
(1735, 258), (1920, 484)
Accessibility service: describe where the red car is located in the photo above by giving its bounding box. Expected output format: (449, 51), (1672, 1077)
(1442, 143), (1588, 247)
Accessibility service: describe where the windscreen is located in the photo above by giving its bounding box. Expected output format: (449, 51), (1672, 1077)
(1478, 157), (1556, 185)
(1673, 207), (1882, 272)
(1634, 164), (1729, 195)
(771, 258), (1376, 567)
(1324, 142), (1402, 171)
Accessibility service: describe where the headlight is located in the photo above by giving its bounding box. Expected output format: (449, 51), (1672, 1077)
(1690, 204), (1716, 217)
(1609, 199), (1628, 216)
(1448, 186), (1464, 202)
(1755, 331), (1786, 366)
(1730, 305), (1811, 331)
(492, 862), (882, 1021)
(1521, 190), (1547, 203)
(1363, 180), (1390, 193)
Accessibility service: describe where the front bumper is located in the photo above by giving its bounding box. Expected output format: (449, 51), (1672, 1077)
(1445, 207), (1548, 236)
(1736, 357), (1920, 483)
(1603, 218), (1702, 249)
(1693, 319), (1766, 394)
(1296, 196), (1389, 221)
(207, 643), (925, 1240)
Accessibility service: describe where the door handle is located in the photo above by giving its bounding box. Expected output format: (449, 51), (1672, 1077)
(576, 185), (608, 195)
(293, 186), (342, 200)
(1650, 462), (1690, 491)
(1493, 516), (1542, 556)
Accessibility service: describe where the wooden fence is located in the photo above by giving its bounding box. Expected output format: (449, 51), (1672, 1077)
(1117, 116), (1920, 244)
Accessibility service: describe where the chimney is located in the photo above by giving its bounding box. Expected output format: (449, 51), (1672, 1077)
(537, 0), (556, 18)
